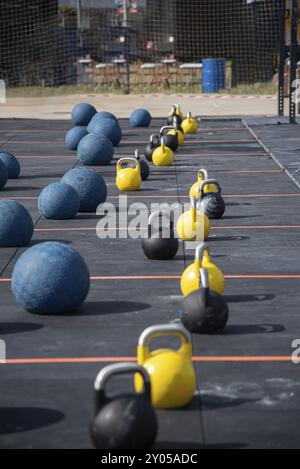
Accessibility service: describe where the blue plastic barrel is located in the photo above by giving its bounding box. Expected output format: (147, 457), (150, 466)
(202, 59), (226, 93)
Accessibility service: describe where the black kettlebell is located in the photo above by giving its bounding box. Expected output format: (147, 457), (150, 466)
(160, 126), (179, 152)
(135, 149), (150, 181)
(145, 134), (160, 162)
(167, 112), (182, 127)
(90, 363), (158, 449)
(199, 179), (226, 219)
(180, 268), (229, 334)
(142, 210), (179, 260)
(172, 115), (184, 135)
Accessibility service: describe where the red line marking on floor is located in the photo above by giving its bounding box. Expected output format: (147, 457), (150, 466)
(1, 193), (299, 202)
(2, 139), (256, 145)
(33, 225), (300, 234)
(1, 356), (294, 365)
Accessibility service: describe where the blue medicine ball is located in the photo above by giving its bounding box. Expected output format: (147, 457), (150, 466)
(38, 182), (80, 220)
(88, 118), (122, 146)
(89, 112), (118, 128)
(71, 103), (97, 126)
(78, 133), (114, 166)
(129, 109), (152, 128)
(0, 200), (33, 247)
(12, 242), (90, 315)
(0, 152), (21, 179)
(61, 167), (107, 212)
(65, 127), (88, 151)
(0, 159), (8, 189)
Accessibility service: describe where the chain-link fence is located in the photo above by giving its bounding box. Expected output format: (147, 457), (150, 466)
(0, 0), (282, 93)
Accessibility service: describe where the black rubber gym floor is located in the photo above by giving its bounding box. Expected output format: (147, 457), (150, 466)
(0, 116), (300, 449)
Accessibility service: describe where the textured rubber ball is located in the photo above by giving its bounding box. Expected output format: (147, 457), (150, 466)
(38, 182), (80, 220)
(0, 200), (33, 247)
(129, 109), (152, 128)
(88, 118), (122, 146)
(61, 167), (107, 212)
(89, 112), (118, 126)
(0, 159), (8, 189)
(77, 133), (114, 166)
(0, 152), (21, 179)
(12, 242), (90, 315)
(65, 127), (88, 151)
(71, 103), (97, 126)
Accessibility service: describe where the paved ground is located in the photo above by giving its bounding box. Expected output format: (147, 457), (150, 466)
(0, 94), (279, 120)
(0, 115), (300, 449)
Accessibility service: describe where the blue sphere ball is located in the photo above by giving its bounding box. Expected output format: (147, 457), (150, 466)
(0, 152), (20, 179)
(0, 159), (8, 189)
(65, 127), (88, 151)
(129, 109), (152, 128)
(12, 242), (90, 315)
(89, 112), (118, 128)
(0, 200), (33, 247)
(61, 167), (107, 212)
(77, 133), (114, 166)
(71, 103), (97, 126)
(38, 182), (80, 220)
(88, 118), (122, 146)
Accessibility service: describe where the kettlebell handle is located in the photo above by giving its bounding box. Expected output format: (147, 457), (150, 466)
(150, 134), (160, 144)
(160, 126), (175, 135)
(117, 157), (141, 172)
(199, 268), (210, 306)
(94, 363), (151, 412)
(138, 324), (191, 348)
(147, 210), (174, 237)
(200, 179), (221, 194)
(135, 149), (141, 160)
(195, 243), (207, 261)
(198, 168), (208, 180)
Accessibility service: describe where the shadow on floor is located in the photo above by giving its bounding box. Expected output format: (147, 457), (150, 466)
(0, 407), (65, 435)
(0, 322), (44, 335)
(224, 323), (285, 335)
(70, 300), (152, 317)
(225, 294), (275, 303)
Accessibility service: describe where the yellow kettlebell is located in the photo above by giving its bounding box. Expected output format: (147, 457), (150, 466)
(116, 157), (142, 192)
(182, 112), (198, 134)
(176, 196), (210, 241)
(168, 103), (184, 120)
(189, 169), (218, 199)
(168, 125), (185, 146)
(181, 243), (225, 297)
(135, 324), (196, 409)
(152, 137), (174, 167)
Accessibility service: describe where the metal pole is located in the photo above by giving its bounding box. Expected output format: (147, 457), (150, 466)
(289, 0), (298, 124)
(122, 0), (130, 94)
(278, 0), (286, 116)
(77, 0), (83, 49)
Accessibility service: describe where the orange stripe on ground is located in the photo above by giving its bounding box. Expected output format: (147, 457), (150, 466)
(1, 356), (294, 365)
(1, 275), (300, 283)
(34, 225), (300, 234)
(0, 194), (299, 203)
(3, 139), (256, 145)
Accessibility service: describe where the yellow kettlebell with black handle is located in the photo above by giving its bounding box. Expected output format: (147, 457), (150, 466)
(135, 324), (196, 409)
(182, 112), (198, 134)
(189, 169), (218, 199)
(152, 136), (174, 167)
(116, 157), (142, 192)
(168, 103), (184, 120)
(169, 119), (185, 146)
(181, 243), (225, 297)
(176, 196), (210, 241)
